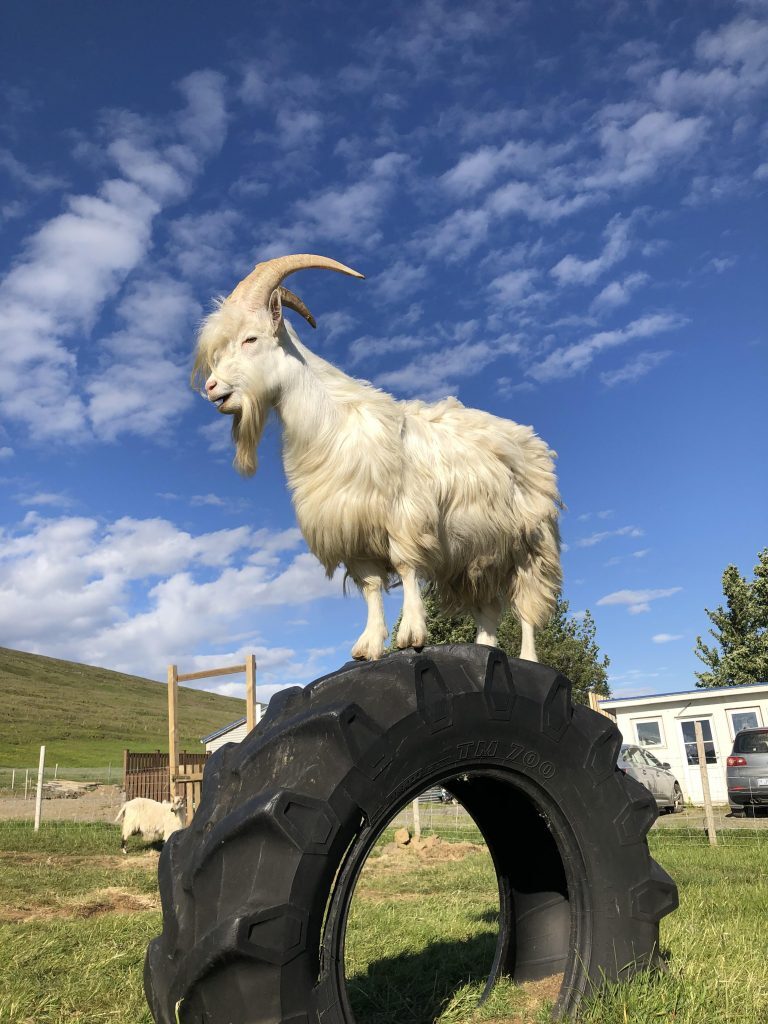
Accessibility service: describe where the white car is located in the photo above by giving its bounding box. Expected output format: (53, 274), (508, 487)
(619, 743), (684, 814)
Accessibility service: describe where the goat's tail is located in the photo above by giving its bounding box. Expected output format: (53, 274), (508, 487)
(114, 804), (126, 823)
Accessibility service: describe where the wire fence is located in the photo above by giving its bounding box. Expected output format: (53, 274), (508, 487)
(1, 767), (767, 847)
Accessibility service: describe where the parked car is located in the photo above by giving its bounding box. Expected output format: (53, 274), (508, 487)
(726, 727), (768, 816)
(418, 785), (459, 804)
(618, 743), (684, 814)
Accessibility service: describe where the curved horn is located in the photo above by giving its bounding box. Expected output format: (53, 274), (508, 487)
(279, 286), (317, 329)
(228, 254), (364, 308)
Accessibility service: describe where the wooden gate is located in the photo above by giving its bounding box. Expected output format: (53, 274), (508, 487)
(124, 750), (208, 803)
(174, 763), (206, 819)
(166, 655), (257, 821)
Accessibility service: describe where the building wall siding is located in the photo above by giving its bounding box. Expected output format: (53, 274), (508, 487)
(601, 686), (768, 804)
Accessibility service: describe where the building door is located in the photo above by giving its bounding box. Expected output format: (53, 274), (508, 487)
(679, 718), (726, 803)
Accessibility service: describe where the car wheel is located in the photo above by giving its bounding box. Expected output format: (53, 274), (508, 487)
(145, 646), (678, 1024)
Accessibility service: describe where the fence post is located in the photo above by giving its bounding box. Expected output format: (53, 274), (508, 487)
(34, 745), (46, 832)
(24, 768), (29, 800)
(245, 654), (257, 733)
(168, 665), (179, 800)
(11, 769), (15, 791)
(694, 720), (717, 846)
(107, 762), (112, 785)
(412, 797), (421, 841)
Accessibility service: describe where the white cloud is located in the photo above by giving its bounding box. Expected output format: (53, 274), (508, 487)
(417, 207), (491, 262)
(440, 139), (572, 196)
(370, 259), (429, 304)
(0, 69), (227, 444)
(591, 271), (649, 310)
(0, 446), (14, 460)
(0, 148), (65, 194)
(653, 16), (768, 109)
(269, 152), (408, 251)
(489, 180), (598, 222)
(17, 492), (75, 509)
(0, 512), (340, 679)
(597, 587), (682, 614)
(528, 312), (685, 382)
(348, 333), (425, 365)
(576, 525), (644, 548)
(376, 333), (520, 401)
(600, 349), (672, 387)
(653, 633), (683, 644)
(585, 110), (707, 189)
(488, 268), (540, 306)
(551, 215), (633, 287)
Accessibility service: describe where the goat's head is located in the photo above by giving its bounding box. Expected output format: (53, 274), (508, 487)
(193, 254), (364, 475)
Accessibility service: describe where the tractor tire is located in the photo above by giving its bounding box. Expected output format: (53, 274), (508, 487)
(145, 646), (678, 1023)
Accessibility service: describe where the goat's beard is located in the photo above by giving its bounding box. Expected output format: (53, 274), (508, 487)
(232, 393), (269, 476)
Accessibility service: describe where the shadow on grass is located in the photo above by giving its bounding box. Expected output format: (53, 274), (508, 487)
(346, 930), (499, 1024)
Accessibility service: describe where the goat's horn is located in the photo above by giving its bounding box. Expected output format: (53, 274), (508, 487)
(279, 286), (317, 329)
(229, 254), (364, 308)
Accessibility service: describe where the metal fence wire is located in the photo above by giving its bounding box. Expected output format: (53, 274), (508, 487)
(1, 767), (767, 845)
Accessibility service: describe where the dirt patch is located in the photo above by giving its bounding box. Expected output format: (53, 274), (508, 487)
(0, 887), (159, 923)
(0, 850), (159, 871)
(0, 784), (124, 822)
(482, 973), (564, 1023)
(376, 834), (487, 864)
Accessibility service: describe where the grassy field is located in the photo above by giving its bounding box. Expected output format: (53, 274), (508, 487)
(0, 646), (247, 767)
(0, 822), (766, 1024)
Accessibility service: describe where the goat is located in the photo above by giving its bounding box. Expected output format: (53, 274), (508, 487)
(193, 254), (562, 662)
(115, 796), (186, 853)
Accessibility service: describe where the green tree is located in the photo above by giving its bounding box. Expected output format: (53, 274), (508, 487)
(695, 548), (768, 687)
(390, 591), (610, 705)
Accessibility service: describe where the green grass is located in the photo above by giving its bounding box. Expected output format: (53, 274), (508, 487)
(0, 824), (766, 1023)
(0, 645), (247, 767)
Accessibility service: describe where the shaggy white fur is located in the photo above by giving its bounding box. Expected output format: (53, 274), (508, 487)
(193, 261), (562, 662)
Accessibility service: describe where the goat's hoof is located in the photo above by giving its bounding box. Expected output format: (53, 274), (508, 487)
(396, 627), (427, 650)
(351, 633), (386, 661)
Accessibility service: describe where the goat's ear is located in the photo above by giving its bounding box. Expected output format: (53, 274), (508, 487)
(268, 288), (283, 330)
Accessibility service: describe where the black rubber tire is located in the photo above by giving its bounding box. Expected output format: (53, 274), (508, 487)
(145, 646), (678, 1023)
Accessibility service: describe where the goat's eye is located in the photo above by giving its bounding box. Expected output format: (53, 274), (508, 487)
(243, 336), (258, 345)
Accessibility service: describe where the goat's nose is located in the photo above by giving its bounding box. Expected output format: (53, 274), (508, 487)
(205, 378), (217, 393)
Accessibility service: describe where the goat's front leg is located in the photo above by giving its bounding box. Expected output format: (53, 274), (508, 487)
(350, 563), (389, 661)
(395, 565), (427, 650)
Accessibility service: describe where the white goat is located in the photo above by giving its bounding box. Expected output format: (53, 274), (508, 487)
(193, 254), (562, 663)
(115, 796), (186, 853)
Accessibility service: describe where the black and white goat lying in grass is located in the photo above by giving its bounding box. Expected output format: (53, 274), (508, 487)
(193, 255), (562, 663)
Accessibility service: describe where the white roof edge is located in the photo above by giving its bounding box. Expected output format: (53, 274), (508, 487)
(600, 681), (768, 709)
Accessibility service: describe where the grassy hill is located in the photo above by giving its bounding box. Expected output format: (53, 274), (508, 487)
(0, 647), (248, 769)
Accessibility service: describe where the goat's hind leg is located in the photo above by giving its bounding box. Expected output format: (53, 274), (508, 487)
(394, 565), (427, 650)
(520, 619), (538, 662)
(472, 603), (503, 647)
(350, 562), (389, 661)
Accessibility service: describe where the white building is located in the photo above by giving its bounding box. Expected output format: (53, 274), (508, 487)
(598, 682), (768, 804)
(202, 705), (267, 754)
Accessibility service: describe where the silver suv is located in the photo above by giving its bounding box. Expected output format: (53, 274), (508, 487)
(619, 744), (684, 814)
(727, 728), (768, 816)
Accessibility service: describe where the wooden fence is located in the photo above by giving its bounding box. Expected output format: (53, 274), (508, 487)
(123, 750), (208, 803)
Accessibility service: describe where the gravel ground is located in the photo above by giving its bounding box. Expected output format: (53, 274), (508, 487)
(0, 784), (124, 822)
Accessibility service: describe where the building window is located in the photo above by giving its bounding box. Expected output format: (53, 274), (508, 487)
(681, 719), (717, 765)
(729, 708), (761, 737)
(635, 719), (663, 747)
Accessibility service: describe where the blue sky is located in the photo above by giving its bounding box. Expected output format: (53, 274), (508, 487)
(0, 0), (765, 705)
